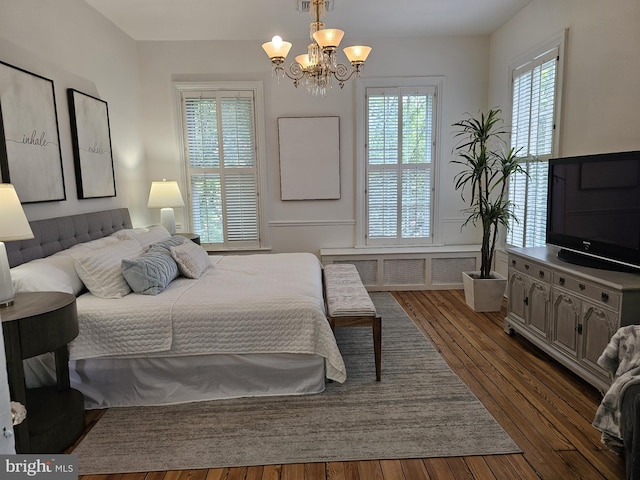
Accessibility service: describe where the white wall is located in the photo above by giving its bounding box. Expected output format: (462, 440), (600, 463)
(489, 0), (640, 157)
(0, 1), (491, 255)
(138, 35), (490, 254)
(0, 0), (147, 226)
(2, 1), (638, 255)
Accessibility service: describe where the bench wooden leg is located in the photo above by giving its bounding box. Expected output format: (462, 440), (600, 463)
(329, 315), (382, 381)
(373, 315), (381, 381)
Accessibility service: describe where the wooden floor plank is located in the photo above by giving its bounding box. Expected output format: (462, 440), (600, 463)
(246, 466), (264, 480)
(205, 469), (228, 480)
(73, 289), (626, 480)
(378, 460), (405, 480)
(304, 463), (326, 480)
(260, 465), (280, 480)
(120, 473), (146, 480)
(399, 459), (431, 480)
(356, 461), (383, 480)
(463, 457), (497, 480)
(325, 462), (346, 480)
(423, 458), (455, 479)
(281, 463), (304, 480)
(225, 467), (247, 480)
(444, 457), (474, 480)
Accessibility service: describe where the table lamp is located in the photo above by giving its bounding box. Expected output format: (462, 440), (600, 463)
(147, 180), (185, 235)
(0, 184), (34, 307)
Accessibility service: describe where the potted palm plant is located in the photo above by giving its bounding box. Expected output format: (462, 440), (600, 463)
(452, 108), (525, 312)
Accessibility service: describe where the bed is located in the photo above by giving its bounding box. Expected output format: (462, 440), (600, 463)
(6, 208), (346, 408)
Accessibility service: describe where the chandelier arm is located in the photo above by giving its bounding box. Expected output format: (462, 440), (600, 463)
(274, 62), (307, 82)
(332, 63), (360, 83)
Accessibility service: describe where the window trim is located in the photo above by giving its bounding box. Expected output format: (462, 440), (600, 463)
(355, 76), (444, 248)
(173, 81), (269, 250)
(508, 31), (566, 160)
(505, 30), (566, 249)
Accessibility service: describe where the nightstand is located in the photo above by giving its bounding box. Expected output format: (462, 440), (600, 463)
(177, 233), (201, 245)
(1, 292), (85, 453)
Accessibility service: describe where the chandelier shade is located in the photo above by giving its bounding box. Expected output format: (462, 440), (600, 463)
(261, 36), (292, 61)
(312, 28), (344, 49)
(343, 45), (372, 65)
(262, 0), (371, 96)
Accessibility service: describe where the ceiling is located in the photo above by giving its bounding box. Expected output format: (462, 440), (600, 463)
(83, 0), (533, 42)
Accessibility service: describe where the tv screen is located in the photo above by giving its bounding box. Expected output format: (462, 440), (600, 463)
(546, 150), (640, 272)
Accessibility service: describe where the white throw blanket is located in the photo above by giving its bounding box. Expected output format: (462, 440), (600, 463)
(70, 253), (346, 382)
(592, 325), (640, 452)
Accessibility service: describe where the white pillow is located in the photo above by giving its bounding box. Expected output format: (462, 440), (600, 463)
(11, 255), (84, 295)
(64, 236), (121, 256)
(74, 240), (144, 298)
(124, 226), (172, 248)
(109, 229), (138, 241)
(170, 241), (212, 279)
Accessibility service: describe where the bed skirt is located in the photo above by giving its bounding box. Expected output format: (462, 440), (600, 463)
(25, 353), (326, 408)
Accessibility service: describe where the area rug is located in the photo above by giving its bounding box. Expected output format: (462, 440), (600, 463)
(74, 293), (520, 474)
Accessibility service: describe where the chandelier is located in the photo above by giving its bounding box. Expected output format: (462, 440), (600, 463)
(261, 0), (371, 96)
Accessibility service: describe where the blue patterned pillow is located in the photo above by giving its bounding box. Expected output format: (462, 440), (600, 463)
(121, 248), (179, 295)
(149, 235), (187, 252)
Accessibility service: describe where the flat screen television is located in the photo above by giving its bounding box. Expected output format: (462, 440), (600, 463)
(546, 150), (640, 272)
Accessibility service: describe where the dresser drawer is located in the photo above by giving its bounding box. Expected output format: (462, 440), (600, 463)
(509, 256), (552, 282)
(553, 274), (620, 310)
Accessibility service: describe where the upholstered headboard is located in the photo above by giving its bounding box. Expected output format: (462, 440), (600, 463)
(6, 208), (132, 268)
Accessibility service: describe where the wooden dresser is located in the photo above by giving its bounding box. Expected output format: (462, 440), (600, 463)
(505, 246), (640, 392)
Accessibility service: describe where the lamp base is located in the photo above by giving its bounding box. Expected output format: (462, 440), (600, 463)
(0, 241), (15, 307)
(160, 208), (177, 235)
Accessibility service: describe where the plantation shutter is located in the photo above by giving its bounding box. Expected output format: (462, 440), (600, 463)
(183, 90), (259, 247)
(508, 47), (558, 248)
(366, 87), (434, 245)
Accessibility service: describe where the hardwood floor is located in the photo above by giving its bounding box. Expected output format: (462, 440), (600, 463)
(74, 289), (626, 480)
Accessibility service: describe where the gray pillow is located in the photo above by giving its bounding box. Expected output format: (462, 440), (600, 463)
(121, 249), (179, 295)
(150, 235), (188, 252)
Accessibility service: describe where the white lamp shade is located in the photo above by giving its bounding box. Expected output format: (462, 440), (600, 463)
(295, 54), (315, 69)
(0, 184), (33, 307)
(262, 36), (292, 60)
(312, 28), (344, 49)
(0, 184), (34, 241)
(343, 45), (372, 64)
(147, 181), (185, 208)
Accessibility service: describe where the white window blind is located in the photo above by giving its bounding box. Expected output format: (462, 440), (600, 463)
(365, 87), (434, 245)
(182, 90), (260, 248)
(507, 47), (559, 248)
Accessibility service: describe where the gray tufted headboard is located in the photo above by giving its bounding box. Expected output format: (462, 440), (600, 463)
(5, 208), (132, 268)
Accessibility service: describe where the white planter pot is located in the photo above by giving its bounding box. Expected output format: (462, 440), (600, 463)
(462, 271), (507, 312)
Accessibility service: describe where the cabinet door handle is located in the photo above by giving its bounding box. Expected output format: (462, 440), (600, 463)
(601, 292), (609, 303)
(559, 277), (565, 286)
(524, 296), (529, 306)
(539, 270), (545, 278)
(576, 324), (583, 334)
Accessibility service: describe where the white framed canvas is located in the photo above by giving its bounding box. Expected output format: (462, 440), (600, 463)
(278, 116), (340, 200)
(68, 88), (116, 199)
(0, 61), (65, 203)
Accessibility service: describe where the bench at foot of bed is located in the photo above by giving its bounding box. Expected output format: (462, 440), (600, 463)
(323, 263), (381, 381)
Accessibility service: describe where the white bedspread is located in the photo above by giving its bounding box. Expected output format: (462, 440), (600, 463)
(70, 252), (346, 382)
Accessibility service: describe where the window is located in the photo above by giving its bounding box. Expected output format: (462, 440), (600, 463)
(364, 85), (437, 245)
(176, 83), (266, 249)
(507, 38), (563, 248)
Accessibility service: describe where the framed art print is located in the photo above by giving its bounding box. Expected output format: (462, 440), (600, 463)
(278, 116), (340, 200)
(68, 88), (116, 199)
(0, 61), (66, 203)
